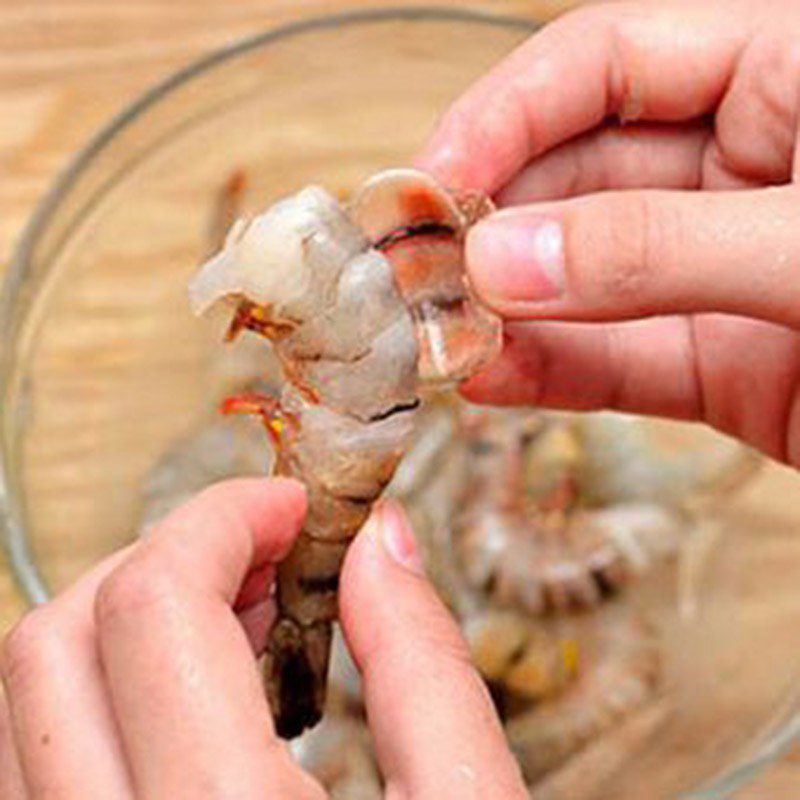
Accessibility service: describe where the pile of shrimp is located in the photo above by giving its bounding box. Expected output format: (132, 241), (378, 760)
(140, 170), (759, 794)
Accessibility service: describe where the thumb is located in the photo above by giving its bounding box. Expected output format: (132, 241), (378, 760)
(466, 186), (800, 328)
(339, 501), (526, 800)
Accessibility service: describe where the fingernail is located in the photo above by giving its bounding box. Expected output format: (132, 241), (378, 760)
(467, 214), (565, 302)
(369, 501), (425, 575)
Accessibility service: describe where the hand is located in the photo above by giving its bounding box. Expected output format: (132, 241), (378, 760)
(0, 479), (525, 799)
(418, 0), (800, 466)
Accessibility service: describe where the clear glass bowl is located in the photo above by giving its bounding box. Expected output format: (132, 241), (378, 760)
(2, 8), (800, 798)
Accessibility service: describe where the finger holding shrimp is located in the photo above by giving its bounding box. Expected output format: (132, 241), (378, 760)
(92, 477), (322, 799)
(1, 478), (324, 800)
(419, 0), (800, 465)
(340, 502), (528, 800)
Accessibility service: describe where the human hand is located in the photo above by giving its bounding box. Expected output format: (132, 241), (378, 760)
(0, 479), (525, 799)
(419, 0), (800, 466)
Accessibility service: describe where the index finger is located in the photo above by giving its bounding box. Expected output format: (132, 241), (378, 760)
(416, 2), (751, 193)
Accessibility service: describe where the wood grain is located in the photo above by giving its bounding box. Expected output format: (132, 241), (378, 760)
(0, 1), (797, 797)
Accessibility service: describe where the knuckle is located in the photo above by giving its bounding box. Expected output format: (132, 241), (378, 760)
(94, 556), (176, 629)
(1, 608), (60, 688)
(556, 4), (661, 122)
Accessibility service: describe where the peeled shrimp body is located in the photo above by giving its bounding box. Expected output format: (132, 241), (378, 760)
(188, 169), (500, 737)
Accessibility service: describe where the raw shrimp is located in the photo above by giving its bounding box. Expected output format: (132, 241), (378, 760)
(188, 169), (500, 737)
(455, 409), (686, 615)
(506, 604), (661, 784)
(575, 412), (760, 511)
(387, 405), (580, 707)
(137, 400), (667, 784)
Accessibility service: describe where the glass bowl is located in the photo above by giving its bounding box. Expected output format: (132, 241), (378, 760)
(2, 8), (800, 799)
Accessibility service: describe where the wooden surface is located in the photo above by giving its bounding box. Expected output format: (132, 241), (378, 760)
(0, 1), (798, 797)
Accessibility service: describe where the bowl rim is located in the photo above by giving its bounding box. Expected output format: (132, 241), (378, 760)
(2, 6), (797, 799)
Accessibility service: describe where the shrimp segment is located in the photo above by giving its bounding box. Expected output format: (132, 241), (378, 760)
(352, 169), (501, 385)
(189, 170), (500, 737)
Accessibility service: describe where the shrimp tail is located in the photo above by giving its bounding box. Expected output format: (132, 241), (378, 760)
(265, 617), (332, 739)
(224, 393), (339, 736)
(266, 527), (350, 738)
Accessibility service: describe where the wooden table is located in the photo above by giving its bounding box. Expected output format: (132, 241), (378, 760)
(0, 1), (798, 796)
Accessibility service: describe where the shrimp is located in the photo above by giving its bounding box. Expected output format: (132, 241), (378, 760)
(506, 604), (661, 784)
(575, 412), (760, 511)
(455, 409), (686, 616)
(137, 403), (666, 784)
(464, 609), (579, 709)
(188, 169), (500, 737)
